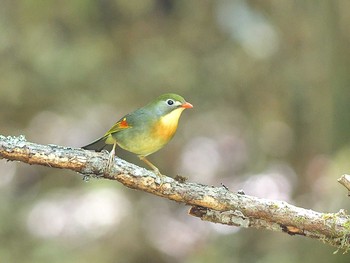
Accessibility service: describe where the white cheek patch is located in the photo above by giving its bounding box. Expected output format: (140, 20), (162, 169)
(174, 101), (182, 107)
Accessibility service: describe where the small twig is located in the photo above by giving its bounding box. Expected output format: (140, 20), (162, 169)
(338, 174), (350, 196)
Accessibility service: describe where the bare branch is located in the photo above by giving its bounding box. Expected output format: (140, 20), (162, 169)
(1, 134), (350, 252)
(338, 174), (350, 196)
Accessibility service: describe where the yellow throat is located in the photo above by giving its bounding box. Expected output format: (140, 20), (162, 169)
(155, 107), (186, 140)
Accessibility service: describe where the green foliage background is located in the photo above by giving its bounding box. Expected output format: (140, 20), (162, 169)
(1, 1), (350, 262)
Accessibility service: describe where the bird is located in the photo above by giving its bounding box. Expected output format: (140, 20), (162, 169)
(82, 93), (193, 178)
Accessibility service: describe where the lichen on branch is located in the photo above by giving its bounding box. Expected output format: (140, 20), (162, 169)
(1, 134), (350, 252)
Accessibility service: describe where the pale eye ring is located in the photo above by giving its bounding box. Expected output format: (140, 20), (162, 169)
(166, 99), (175, 106)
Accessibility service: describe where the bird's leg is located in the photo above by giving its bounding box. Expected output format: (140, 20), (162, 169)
(106, 142), (117, 172)
(139, 156), (165, 179)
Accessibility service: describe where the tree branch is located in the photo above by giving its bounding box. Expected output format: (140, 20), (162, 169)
(1, 134), (350, 252)
(338, 174), (350, 196)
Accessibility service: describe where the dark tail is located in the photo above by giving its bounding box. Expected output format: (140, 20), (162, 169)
(82, 136), (112, 152)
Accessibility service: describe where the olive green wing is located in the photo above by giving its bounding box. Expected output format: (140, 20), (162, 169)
(82, 116), (132, 152)
(104, 116), (132, 136)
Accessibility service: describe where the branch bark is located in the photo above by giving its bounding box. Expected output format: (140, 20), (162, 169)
(1, 134), (350, 252)
(338, 174), (350, 196)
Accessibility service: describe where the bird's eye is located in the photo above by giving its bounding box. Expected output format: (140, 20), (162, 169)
(166, 99), (175, 106)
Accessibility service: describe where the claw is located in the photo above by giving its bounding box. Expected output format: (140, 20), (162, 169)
(139, 156), (166, 185)
(106, 142), (117, 173)
(154, 169), (166, 185)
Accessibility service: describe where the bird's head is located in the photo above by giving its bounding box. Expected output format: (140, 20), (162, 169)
(150, 93), (193, 117)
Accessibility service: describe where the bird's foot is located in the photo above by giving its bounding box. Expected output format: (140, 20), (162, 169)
(105, 152), (115, 174)
(139, 156), (166, 185)
(153, 168), (166, 185)
(104, 143), (117, 174)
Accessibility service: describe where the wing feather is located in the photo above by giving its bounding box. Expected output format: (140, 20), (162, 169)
(82, 117), (132, 152)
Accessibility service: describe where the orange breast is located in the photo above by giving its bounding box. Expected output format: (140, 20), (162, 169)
(153, 120), (178, 141)
(152, 107), (185, 141)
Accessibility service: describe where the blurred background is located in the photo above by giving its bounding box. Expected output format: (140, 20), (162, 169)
(1, 0), (350, 262)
